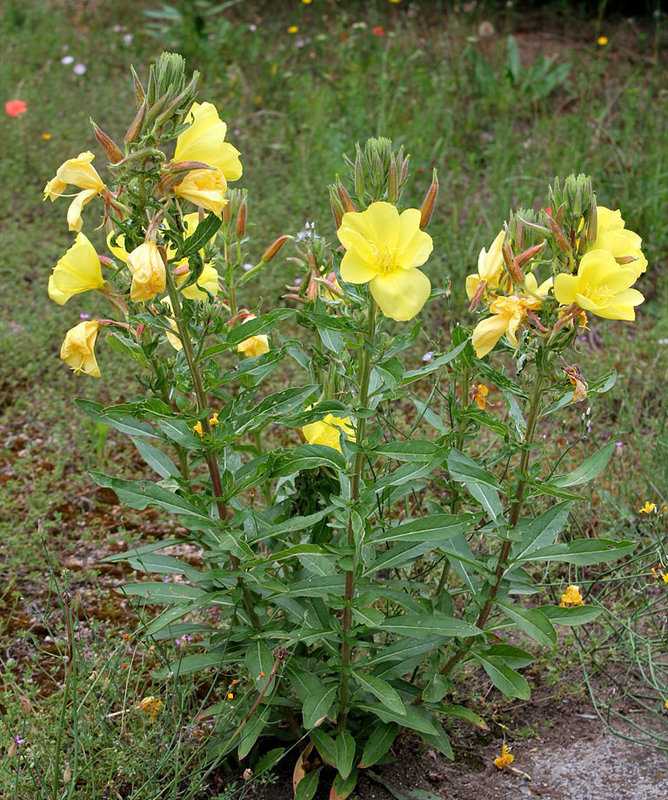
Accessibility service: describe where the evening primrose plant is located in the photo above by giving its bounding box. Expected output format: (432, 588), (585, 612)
(43, 53), (645, 797)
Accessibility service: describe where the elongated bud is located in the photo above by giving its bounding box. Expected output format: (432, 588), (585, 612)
(329, 187), (344, 229)
(388, 158), (399, 202)
(502, 242), (524, 283)
(419, 168), (439, 229)
(262, 234), (291, 263)
(586, 201), (598, 243)
(236, 198), (247, 238)
(337, 181), (356, 213)
(125, 102), (146, 143)
(515, 216), (525, 251)
(222, 201), (232, 224)
(91, 120), (124, 164)
(546, 215), (572, 254)
(130, 66), (145, 108)
(354, 150), (365, 198)
(515, 241), (545, 269)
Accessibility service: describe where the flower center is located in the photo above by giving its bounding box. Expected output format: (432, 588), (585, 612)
(373, 244), (398, 274)
(584, 282), (614, 304)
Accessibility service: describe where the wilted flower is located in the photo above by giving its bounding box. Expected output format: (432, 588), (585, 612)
(60, 320), (101, 377)
(494, 744), (514, 770)
(559, 584), (584, 608)
(126, 242), (166, 302)
(173, 168), (228, 217)
(137, 696), (164, 722)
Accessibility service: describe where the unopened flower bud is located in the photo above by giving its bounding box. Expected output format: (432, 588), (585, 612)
(546, 215), (572, 254)
(388, 158), (399, 202)
(223, 201), (232, 224)
(130, 66), (145, 108)
(262, 234), (291, 263)
(515, 241), (545, 269)
(62, 762), (72, 784)
(329, 187), (344, 229)
(419, 168), (439, 229)
(502, 243), (524, 283)
(243, 768), (253, 781)
(586, 201), (598, 243)
(354, 150), (365, 198)
(91, 120), (124, 164)
(236, 198), (247, 238)
(336, 181), (356, 213)
(124, 102), (146, 144)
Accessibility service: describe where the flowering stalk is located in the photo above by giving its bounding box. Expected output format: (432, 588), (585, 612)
(165, 269), (260, 628)
(339, 300), (377, 730)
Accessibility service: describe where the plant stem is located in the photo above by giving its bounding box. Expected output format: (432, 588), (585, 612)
(339, 302), (377, 729)
(165, 270), (260, 628)
(425, 371), (546, 693)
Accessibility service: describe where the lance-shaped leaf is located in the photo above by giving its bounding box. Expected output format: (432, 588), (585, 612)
(496, 600), (557, 647)
(379, 612), (482, 639)
(550, 441), (616, 488)
(352, 671), (405, 716)
(473, 653), (531, 699)
(447, 449), (504, 521)
(358, 723), (398, 768)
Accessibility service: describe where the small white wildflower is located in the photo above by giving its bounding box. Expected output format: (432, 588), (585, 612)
(422, 350), (434, 363)
(242, 262), (254, 272)
(123, 33), (133, 45)
(61, 55), (74, 65)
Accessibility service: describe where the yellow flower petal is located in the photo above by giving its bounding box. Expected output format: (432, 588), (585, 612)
(66, 188), (99, 232)
(174, 102), (242, 181)
(60, 320), (101, 377)
(173, 168), (228, 217)
(369, 267), (431, 321)
(126, 242), (166, 302)
(48, 232), (104, 305)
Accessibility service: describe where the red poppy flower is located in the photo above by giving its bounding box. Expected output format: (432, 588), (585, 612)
(5, 99), (27, 117)
(372, 26), (384, 37)
(340, 33), (347, 41)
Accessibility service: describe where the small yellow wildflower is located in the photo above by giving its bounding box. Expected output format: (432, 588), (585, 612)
(473, 384), (489, 410)
(227, 692), (235, 701)
(288, 25), (299, 34)
(42, 132), (52, 140)
(193, 421), (204, 437)
(210, 412), (219, 427)
(559, 584), (584, 608)
(663, 573), (668, 585)
(302, 0), (312, 4)
(494, 744), (514, 770)
(138, 696), (164, 722)
(665, 699), (668, 711)
(597, 36), (608, 46)
(639, 501), (656, 514)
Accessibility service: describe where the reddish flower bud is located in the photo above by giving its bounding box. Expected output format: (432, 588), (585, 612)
(515, 241), (545, 269)
(91, 120), (124, 164)
(261, 234), (291, 263)
(419, 168), (439, 229)
(336, 182), (356, 213)
(124, 102), (146, 143)
(236, 198), (247, 238)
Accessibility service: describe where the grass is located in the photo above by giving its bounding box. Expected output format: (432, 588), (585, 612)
(0, 1), (667, 797)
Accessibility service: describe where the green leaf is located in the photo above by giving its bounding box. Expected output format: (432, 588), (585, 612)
(75, 399), (158, 439)
(539, 604), (603, 626)
(364, 636), (448, 668)
(335, 731), (356, 780)
(515, 538), (636, 565)
(107, 332), (148, 366)
(238, 707), (269, 760)
(437, 704), (489, 731)
(177, 212), (222, 257)
(447, 449), (504, 520)
(510, 502), (572, 562)
(225, 308), (296, 345)
(294, 768), (321, 800)
(496, 601), (557, 647)
(244, 544), (335, 568)
(271, 444), (346, 478)
(130, 437), (179, 479)
(358, 723), (398, 768)
(352, 671), (405, 716)
(244, 640), (275, 692)
(551, 442), (616, 488)
(380, 613), (483, 639)
(152, 652), (231, 679)
(119, 582), (205, 604)
(372, 513), (479, 544)
(302, 684), (337, 729)
(402, 341), (468, 385)
(155, 418), (198, 448)
(356, 703), (439, 736)
(420, 721), (454, 760)
(373, 440), (440, 463)
(473, 654), (531, 699)
(330, 768), (358, 800)
(310, 729), (337, 767)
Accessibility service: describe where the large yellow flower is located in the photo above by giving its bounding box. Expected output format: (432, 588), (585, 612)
(174, 102), (242, 182)
(60, 320), (101, 377)
(178, 262), (220, 300)
(591, 206), (647, 277)
(554, 249), (644, 321)
(48, 233), (104, 305)
(173, 168), (228, 217)
(471, 293), (541, 359)
(302, 414), (356, 453)
(337, 202), (433, 321)
(466, 230), (505, 301)
(126, 242), (166, 302)
(43, 151), (105, 232)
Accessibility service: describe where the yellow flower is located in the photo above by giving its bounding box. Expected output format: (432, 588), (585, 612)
(590, 206), (647, 277)
(41, 132), (52, 140)
(237, 315), (270, 358)
(597, 36), (608, 46)
(471, 293), (540, 359)
(494, 744), (514, 770)
(161, 298), (182, 351)
(48, 232), (104, 305)
(523, 272), (553, 298)
(193, 421), (204, 437)
(178, 262), (220, 300)
(43, 151), (105, 232)
(126, 242), (166, 302)
(288, 25), (299, 34)
(466, 230), (505, 301)
(663, 573), (668, 585)
(665, 699), (668, 710)
(210, 412), (219, 427)
(638, 501), (656, 514)
(60, 320), (101, 378)
(337, 201), (433, 321)
(473, 384), (489, 409)
(559, 584), (584, 608)
(302, 414), (356, 453)
(107, 229), (129, 262)
(174, 102), (242, 182)
(554, 249), (644, 321)
(173, 168), (228, 217)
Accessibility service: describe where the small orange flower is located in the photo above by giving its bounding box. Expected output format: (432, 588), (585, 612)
(287, 25), (298, 34)
(494, 744), (514, 770)
(473, 384), (489, 410)
(559, 584), (584, 608)
(138, 696), (164, 722)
